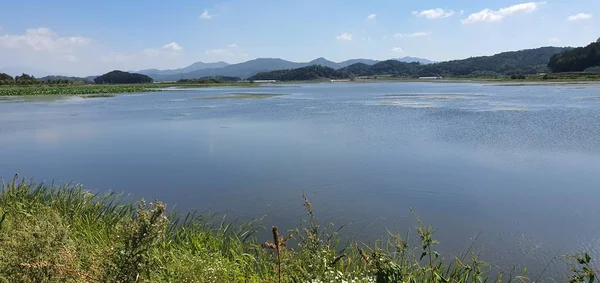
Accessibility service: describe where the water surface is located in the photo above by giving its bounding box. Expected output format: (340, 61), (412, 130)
(1, 82), (600, 277)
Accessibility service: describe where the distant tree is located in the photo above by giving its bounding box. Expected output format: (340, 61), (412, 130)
(0, 73), (14, 85)
(15, 73), (39, 85)
(548, 41), (600, 72)
(94, 70), (153, 84)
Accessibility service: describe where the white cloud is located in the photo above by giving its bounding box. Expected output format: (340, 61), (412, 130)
(462, 2), (545, 24)
(336, 32), (353, 41)
(142, 42), (183, 56)
(412, 8), (455, 19)
(390, 47), (404, 53)
(460, 10), (465, 15)
(0, 27), (90, 51)
(394, 32), (431, 38)
(568, 13), (593, 21)
(228, 43), (239, 48)
(199, 9), (214, 19)
(548, 37), (560, 43)
(367, 14), (376, 20)
(163, 42), (182, 51)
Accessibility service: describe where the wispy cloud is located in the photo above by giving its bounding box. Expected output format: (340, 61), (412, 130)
(394, 32), (431, 38)
(367, 14), (376, 20)
(462, 2), (545, 24)
(568, 13), (593, 21)
(548, 37), (560, 43)
(227, 43), (239, 48)
(0, 27), (90, 51)
(336, 32), (353, 41)
(199, 9), (214, 19)
(390, 47), (404, 53)
(412, 8), (455, 19)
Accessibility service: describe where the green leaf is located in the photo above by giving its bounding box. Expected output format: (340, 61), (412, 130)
(585, 253), (591, 264)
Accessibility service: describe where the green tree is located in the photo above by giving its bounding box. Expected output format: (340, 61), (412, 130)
(0, 73), (14, 85)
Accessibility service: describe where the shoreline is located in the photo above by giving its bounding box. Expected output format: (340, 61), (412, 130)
(1, 79), (599, 97)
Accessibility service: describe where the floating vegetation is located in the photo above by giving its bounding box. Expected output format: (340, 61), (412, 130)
(81, 94), (116, 99)
(195, 93), (286, 100)
(381, 93), (478, 100)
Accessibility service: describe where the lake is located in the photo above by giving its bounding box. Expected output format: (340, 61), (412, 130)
(1, 82), (600, 277)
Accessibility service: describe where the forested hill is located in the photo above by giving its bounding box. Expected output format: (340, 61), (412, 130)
(548, 40), (600, 72)
(94, 70), (153, 84)
(430, 47), (570, 76)
(249, 65), (349, 81)
(250, 47), (571, 81)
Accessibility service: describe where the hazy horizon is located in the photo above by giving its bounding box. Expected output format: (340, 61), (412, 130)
(0, 0), (598, 76)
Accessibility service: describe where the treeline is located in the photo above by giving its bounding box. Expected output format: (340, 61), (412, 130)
(250, 47), (571, 81)
(548, 39), (600, 72)
(0, 73), (87, 86)
(178, 76), (241, 84)
(1, 71), (153, 86)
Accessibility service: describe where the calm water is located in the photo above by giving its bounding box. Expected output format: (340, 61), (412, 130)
(1, 82), (600, 276)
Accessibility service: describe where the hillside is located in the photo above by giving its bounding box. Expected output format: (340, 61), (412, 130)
(249, 65), (349, 81)
(94, 70), (153, 84)
(430, 47), (571, 76)
(249, 47), (572, 81)
(548, 40), (600, 72)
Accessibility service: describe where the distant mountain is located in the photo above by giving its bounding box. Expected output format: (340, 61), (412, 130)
(145, 58), (380, 81)
(308, 58), (339, 69)
(338, 59), (379, 68)
(137, 61), (230, 76)
(394, 56), (435, 64)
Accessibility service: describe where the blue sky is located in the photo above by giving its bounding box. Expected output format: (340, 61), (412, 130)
(0, 0), (598, 76)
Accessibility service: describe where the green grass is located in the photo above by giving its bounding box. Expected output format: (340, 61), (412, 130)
(0, 175), (596, 282)
(0, 82), (257, 97)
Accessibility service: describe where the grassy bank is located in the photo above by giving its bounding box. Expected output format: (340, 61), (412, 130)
(0, 175), (595, 282)
(0, 82), (256, 97)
